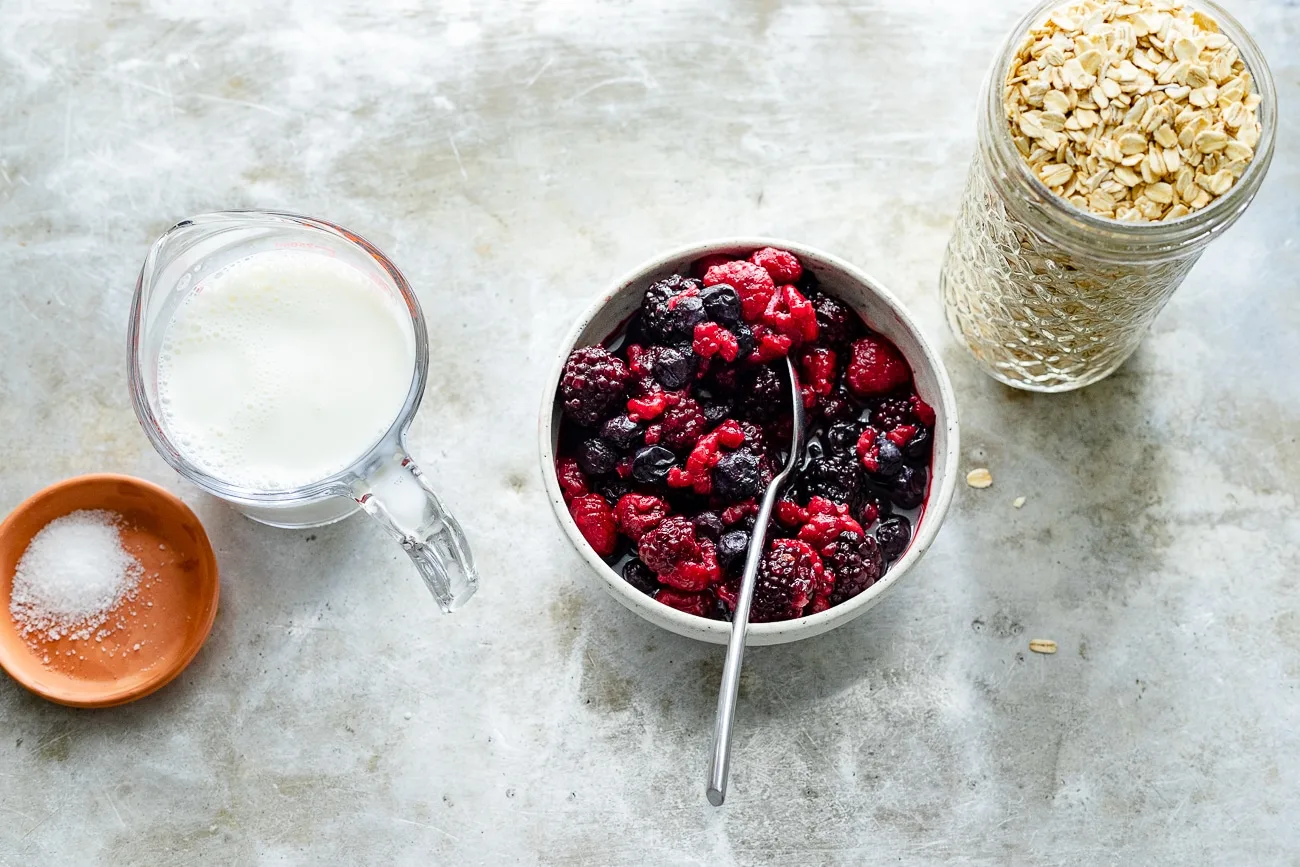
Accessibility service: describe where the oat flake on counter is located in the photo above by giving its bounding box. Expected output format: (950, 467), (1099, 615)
(9, 510), (143, 642)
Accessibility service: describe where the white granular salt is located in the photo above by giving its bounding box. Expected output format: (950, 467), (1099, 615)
(9, 510), (143, 643)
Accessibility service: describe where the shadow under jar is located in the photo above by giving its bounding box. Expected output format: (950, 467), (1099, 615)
(940, 0), (1276, 392)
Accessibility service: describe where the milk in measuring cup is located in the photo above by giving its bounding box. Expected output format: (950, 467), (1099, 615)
(156, 249), (416, 491)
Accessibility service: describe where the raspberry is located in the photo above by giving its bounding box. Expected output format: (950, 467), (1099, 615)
(799, 347), (837, 399)
(796, 496), (863, 552)
(625, 343), (651, 376)
(623, 558), (659, 595)
(846, 335), (911, 397)
(910, 394), (936, 426)
(876, 515), (911, 561)
(749, 247), (803, 284)
(640, 274), (700, 342)
(745, 324), (794, 363)
(693, 322), (740, 363)
(667, 419), (745, 495)
(751, 539), (825, 622)
(627, 391), (669, 422)
(569, 493), (618, 557)
(639, 516), (721, 591)
(776, 499), (808, 527)
(657, 394), (708, 451)
(762, 285), (818, 345)
(556, 457), (588, 504)
(655, 588), (712, 618)
(720, 498), (757, 526)
(826, 531), (884, 605)
(703, 260), (776, 323)
(615, 493), (670, 541)
(691, 254), (734, 279)
(885, 424), (918, 449)
(561, 346), (630, 427)
(809, 292), (862, 352)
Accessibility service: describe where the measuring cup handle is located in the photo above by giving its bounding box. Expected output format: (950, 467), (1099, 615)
(353, 449), (478, 613)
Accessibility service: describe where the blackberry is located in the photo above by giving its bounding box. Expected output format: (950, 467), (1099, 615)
(576, 438), (619, 476)
(751, 539), (823, 622)
(876, 515), (911, 560)
(903, 426), (932, 465)
(639, 274), (697, 342)
(648, 346), (695, 390)
(713, 450), (762, 502)
(870, 395), (914, 431)
(888, 465), (927, 510)
(716, 530), (750, 571)
(818, 379), (862, 424)
(631, 445), (676, 485)
(658, 395), (708, 450)
(737, 364), (785, 422)
(693, 511), (724, 541)
(809, 292), (861, 352)
(698, 392), (734, 425)
(622, 558), (659, 595)
(560, 346), (630, 427)
(731, 323), (756, 361)
(662, 294), (706, 342)
(826, 531), (884, 605)
(700, 283), (742, 328)
(824, 420), (864, 454)
(799, 451), (862, 510)
(600, 415), (644, 451)
(853, 489), (892, 528)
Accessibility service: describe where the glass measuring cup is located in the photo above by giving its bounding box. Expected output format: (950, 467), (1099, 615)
(127, 211), (477, 613)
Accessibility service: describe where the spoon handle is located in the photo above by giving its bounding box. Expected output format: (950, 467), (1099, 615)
(707, 356), (806, 807)
(706, 476), (786, 806)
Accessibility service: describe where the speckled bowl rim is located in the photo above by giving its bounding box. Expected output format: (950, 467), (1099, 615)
(539, 238), (959, 645)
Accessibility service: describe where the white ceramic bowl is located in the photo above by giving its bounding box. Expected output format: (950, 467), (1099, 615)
(539, 239), (959, 645)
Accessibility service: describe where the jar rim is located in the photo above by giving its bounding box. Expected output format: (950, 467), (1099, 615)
(980, 0), (1278, 262)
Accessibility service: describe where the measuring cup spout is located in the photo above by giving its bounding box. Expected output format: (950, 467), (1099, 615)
(352, 448), (478, 613)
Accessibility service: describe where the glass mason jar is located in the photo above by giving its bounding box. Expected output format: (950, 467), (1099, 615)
(940, 0), (1276, 392)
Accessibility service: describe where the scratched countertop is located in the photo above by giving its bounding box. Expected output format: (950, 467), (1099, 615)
(1, 1), (1298, 864)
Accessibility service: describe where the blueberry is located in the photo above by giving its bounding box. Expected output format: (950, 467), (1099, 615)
(717, 530), (750, 570)
(824, 421), (863, 454)
(869, 438), (904, 480)
(693, 511), (724, 541)
(710, 596), (734, 622)
(904, 427), (932, 464)
(594, 476), (630, 505)
(875, 515), (911, 561)
(631, 445), (676, 485)
(576, 438), (618, 476)
(651, 347), (694, 390)
(622, 558), (659, 595)
(731, 324), (755, 362)
(888, 465), (927, 510)
(662, 294), (705, 342)
(601, 415), (644, 451)
(700, 284), (742, 328)
(713, 450), (762, 501)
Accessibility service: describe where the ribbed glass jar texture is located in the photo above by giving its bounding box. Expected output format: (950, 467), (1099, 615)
(940, 0), (1276, 392)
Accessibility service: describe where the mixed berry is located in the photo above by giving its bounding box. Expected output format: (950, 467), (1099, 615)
(555, 248), (934, 623)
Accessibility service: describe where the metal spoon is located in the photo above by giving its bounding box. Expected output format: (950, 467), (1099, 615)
(707, 354), (809, 806)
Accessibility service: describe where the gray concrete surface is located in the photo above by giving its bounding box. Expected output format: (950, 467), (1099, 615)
(1, 0), (1297, 864)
